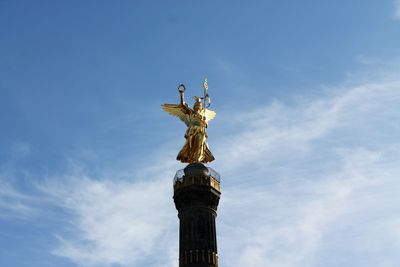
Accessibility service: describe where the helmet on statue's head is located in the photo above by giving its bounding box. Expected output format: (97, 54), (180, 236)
(193, 96), (203, 111)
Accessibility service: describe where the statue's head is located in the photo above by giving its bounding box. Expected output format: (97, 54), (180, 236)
(193, 97), (203, 113)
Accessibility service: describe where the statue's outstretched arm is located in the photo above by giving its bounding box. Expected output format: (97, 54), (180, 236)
(161, 84), (193, 125)
(177, 85), (191, 115)
(180, 90), (185, 105)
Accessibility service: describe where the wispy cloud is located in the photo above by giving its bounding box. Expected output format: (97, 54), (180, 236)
(46, 76), (400, 267)
(0, 142), (37, 219)
(2, 75), (400, 267)
(395, 0), (400, 19)
(214, 80), (400, 174)
(219, 147), (400, 267)
(0, 181), (35, 218)
(39, 161), (179, 267)
(213, 78), (400, 266)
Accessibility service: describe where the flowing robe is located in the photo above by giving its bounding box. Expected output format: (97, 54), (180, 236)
(177, 111), (215, 163)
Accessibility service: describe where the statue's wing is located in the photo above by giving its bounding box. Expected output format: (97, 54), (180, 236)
(161, 104), (191, 126)
(204, 109), (216, 122)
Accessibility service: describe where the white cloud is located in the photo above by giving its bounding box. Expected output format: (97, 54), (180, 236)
(0, 181), (35, 218)
(219, 147), (400, 267)
(395, 0), (400, 19)
(212, 78), (400, 266)
(39, 161), (179, 267)
(3, 76), (400, 266)
(214, 80), (400, 173)
(48, 77), (400, 267)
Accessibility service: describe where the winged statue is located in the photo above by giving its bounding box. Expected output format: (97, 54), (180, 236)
(162, 80), (216, 164)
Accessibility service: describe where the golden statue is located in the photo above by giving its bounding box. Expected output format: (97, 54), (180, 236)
(162, 79), (216, 164)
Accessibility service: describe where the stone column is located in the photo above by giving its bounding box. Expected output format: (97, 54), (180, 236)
(173, 163), (221, 267)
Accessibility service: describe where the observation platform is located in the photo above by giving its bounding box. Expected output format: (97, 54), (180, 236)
(173, 163), (221, 192)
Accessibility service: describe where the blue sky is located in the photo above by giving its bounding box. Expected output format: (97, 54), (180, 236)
(1, 1), (400, 267)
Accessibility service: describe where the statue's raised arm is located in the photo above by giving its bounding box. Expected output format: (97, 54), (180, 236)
(161, 84), (193, 126)
(161, 80), (216, 164)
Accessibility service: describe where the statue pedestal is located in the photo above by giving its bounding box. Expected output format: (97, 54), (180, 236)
(173, 163), (221, 267)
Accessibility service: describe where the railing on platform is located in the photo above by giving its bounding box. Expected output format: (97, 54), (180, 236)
(173, 167), (221, 185)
